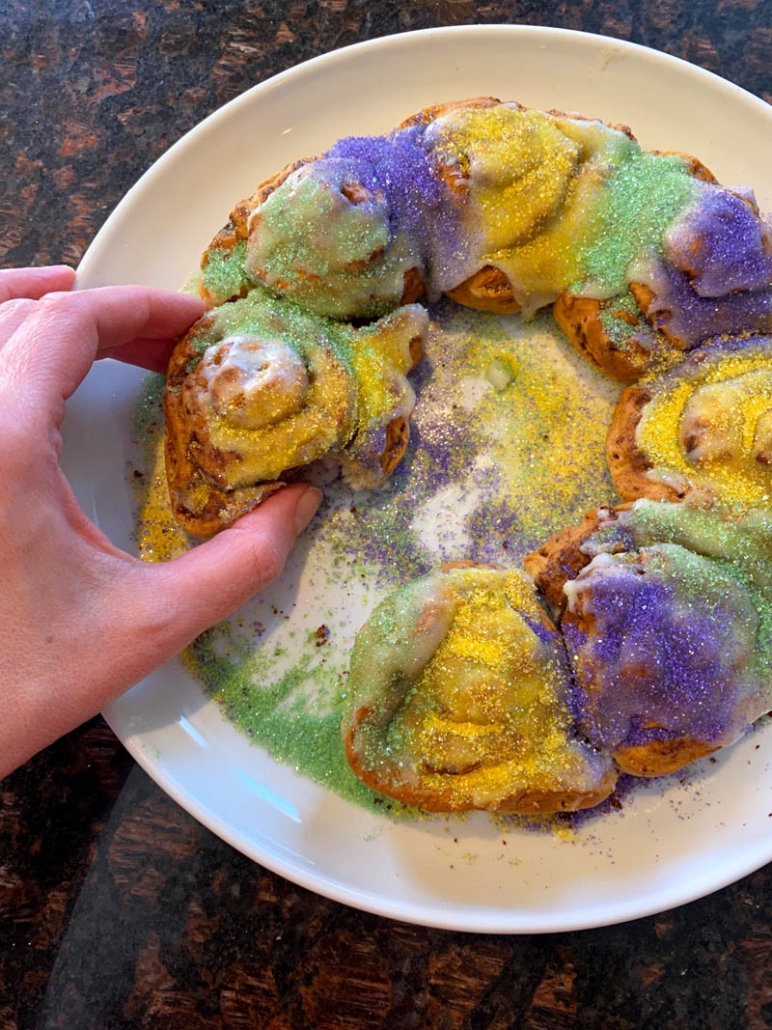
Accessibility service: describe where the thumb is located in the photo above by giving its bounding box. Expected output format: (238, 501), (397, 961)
(146, 484), (322, 652)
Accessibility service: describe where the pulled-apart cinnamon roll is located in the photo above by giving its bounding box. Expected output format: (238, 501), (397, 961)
(164, 289), (427, 536)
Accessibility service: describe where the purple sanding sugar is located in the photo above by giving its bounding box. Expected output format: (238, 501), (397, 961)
(326, 129), (465, 290)
(566, 554), (755, 752)
(465, 495), (541, 564)
(637, 255), (772, 347)
(644, 331), (772, 396)
(666, 188), (772, 297)
(327, 130), (444, 243)
(523, 613), (563, 647)
(328, 128), (441, 211)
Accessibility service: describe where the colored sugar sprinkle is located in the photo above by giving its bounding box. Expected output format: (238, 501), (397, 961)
(598, 291), (643, 345)
(312, 302), (620, 582)
(636, 345), (772, 507)
(131, 300), (622, 829)
(200, 240), (254, 304)
(565, 542), (772, 750)
(577, 151), (698, 297)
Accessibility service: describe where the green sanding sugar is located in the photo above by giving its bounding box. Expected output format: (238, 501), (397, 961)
(590, 501), (772, 679)
(598, 291), (646, 348)
(186, 626), (421, 818)
(576, 153), (698, 296)
(130, 299), (622, 827)
(132, 372), (166, 437)
(200, 240), (254, 304)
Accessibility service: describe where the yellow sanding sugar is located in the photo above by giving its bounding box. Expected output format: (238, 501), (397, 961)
(134, 436), (190, 564)
(637, 352), (772, 506)
(431, 107), (581, 250)
(390, 570), (579, 806)
(464, 309), (618, 541)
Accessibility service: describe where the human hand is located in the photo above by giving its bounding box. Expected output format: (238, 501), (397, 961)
(0, 266), (322, 778)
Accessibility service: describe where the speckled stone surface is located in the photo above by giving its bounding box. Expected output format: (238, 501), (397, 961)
(3, 2), (772, 1028)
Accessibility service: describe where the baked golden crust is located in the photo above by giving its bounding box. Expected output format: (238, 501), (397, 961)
(199, 159), (313, 307)
(612, 738), (717, 777)
(550, 144), (720, 382)
(553, 293), (660, 382)
(200, 99), (504, 312)
(164, 366), (286, 539)
(175, 98), (772, 813)
(523, 507), (618, 617)
(200, 161), (429, 311)
(395, 95), (502, 131)
(606, 336), (772, 511)
(198, 98), (742, 378)
(446, 265), (523, 314)
(652, 150), (716, 184)
(605, 385), (686, 503)
(343, 707), (617, 813)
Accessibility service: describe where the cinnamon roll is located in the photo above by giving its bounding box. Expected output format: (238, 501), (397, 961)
(342, 564), (616, 813)
(164, 289), (427, 536)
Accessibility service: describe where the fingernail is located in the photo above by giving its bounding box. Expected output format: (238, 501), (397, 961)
(294, 486), (322, 534)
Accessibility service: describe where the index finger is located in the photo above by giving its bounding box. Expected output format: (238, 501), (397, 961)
(4, 285), (205, 410)
(0, 265), (76, 304)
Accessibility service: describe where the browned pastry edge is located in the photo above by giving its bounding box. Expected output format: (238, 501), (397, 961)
(553, 293), (659, 382)
(343, 705), (616, 813)
(394, 95), (502, 130)
(653, 150), (716, 184)
(200, 98), (504, 310)
(343, 710), (617, 814)
(446, 265), (523, 313)
(198, 159), (310, 307)
(201, 161), (429, 309)
(605, 385), (687, 502)
(523, 506), (624, 617)
(627, 281), (688, 350)
(348, 319), (426, 481)
(199, 158), (318, 307)
(612, 737), (718, 777)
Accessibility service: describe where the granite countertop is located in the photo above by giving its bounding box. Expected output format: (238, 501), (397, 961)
(3, 2), (772, 1028)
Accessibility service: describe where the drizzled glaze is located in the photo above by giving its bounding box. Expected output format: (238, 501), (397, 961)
(163, 286), (428, 535)
(176, 99), (772, 812)
(244, 102), (772, 342)
(561, 501), (772, 762)
(634, 337), (772, 508)
(344, 565), (616, 813)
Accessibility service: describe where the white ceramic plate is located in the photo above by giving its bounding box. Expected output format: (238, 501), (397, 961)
(71, 25), (772, 933)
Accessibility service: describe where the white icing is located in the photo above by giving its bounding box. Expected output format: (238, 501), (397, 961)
(199, 334), (309, 431)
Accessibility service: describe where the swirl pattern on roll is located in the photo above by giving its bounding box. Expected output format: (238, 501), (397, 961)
(343, 563), (617, 813)
(164, 289), (427, 536)
(608, 335), (772, 509)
